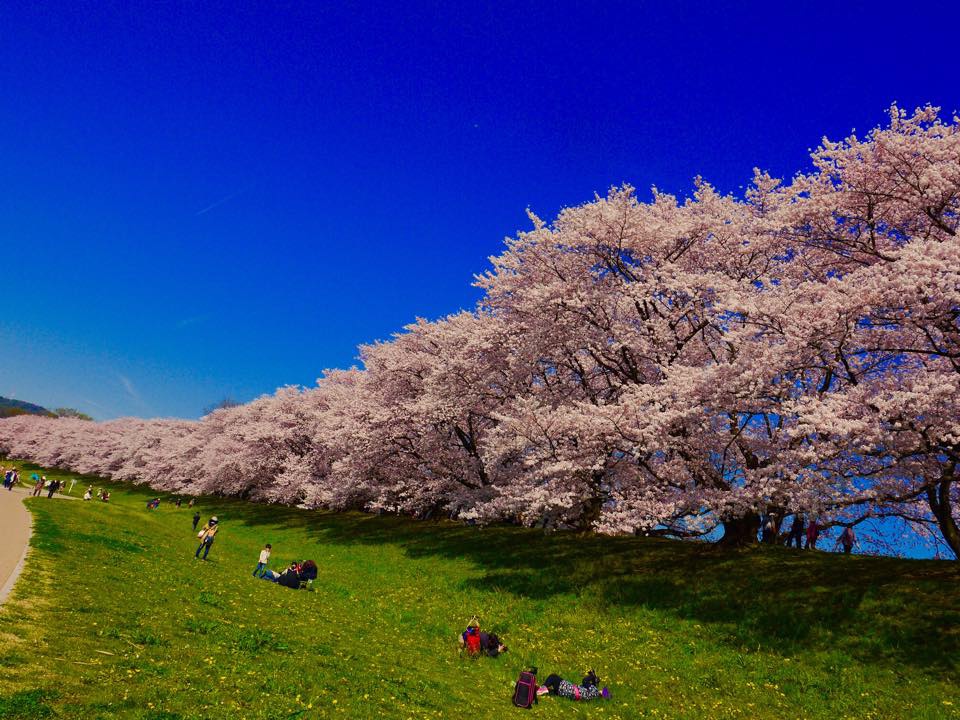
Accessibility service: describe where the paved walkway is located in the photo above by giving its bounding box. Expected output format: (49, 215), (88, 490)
(0, 487), (33, 605)
(0, 486), (78, 606)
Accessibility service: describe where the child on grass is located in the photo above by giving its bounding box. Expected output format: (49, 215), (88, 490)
(253, 544), (272, 577)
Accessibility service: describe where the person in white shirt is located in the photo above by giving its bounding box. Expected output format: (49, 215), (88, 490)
(253, 543), (272, 577)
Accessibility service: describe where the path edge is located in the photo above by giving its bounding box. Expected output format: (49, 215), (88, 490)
(0, 497), (33, 607)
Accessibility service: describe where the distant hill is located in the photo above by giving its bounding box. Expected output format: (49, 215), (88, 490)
(0, 396), (55, 418)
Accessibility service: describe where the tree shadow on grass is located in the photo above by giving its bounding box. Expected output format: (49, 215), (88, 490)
(229, 503), (960, 676)
(52, 477), (959, 678)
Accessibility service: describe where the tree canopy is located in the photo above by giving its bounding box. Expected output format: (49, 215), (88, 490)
(1, 105), (957, 558)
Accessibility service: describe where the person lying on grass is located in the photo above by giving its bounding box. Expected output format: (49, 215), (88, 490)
(537, 670), (609, 701)
(260, 560), (317, 589)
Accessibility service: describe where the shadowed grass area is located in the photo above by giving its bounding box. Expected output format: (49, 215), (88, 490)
(0, 458), (957, 719)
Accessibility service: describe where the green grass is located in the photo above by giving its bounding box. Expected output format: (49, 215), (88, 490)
(0, 459), (958, 720)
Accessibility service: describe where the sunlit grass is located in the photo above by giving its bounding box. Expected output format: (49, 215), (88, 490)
(0, 459), (957, 719)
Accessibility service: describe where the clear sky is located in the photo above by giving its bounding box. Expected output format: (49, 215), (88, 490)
(2, 1), (958, 419)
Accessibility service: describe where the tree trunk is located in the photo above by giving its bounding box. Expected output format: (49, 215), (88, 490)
(927, 471), (960, 559)
(576, 469), (607, 532)
(718, 514), (760, 547)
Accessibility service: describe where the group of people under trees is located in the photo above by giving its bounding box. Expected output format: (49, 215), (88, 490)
(82, 485), (110, 501)
(4, 467), (88, 498)
(761, 514), (859, 554)
(2, 466), (19, 491)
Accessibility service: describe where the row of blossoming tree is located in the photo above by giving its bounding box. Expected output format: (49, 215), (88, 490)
(1, 106), (957, 557)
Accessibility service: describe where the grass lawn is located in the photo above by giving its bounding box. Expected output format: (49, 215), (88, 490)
(0, 459), (958, 720)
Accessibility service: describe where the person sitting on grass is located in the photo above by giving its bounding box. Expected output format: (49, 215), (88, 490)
(538, 670), (609, 701)
(459, 620), (508, 658)
(298, 559), (318, 584)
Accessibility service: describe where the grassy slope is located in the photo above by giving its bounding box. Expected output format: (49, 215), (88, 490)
(0, 460), (957, 720)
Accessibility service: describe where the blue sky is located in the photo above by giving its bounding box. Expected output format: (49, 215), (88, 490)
(2, 1), (958, 419)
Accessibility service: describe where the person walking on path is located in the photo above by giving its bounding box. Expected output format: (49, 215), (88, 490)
(253, 544), (272, 577)
(836, 526), (858, 555)
(786, 515), (805, 549)
(46, 479), (60, 498)
(806, 518), (820, 549)
(192, 511), (201, 531)
(32, 475), (44, 497)
(195, 517), (219, 560)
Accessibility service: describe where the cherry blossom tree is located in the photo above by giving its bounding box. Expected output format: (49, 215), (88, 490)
(1, 105), (956, 558)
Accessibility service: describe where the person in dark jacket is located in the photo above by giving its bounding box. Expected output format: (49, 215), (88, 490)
(298, 560), (318, 583)
(192, 511), (201, 531)
(277, 568), (301, 589)
(262, 562), (301, 588)
(786, 514), (805, 549)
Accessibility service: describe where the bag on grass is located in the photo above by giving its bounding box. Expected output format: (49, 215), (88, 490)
(512, 667), (538, 709)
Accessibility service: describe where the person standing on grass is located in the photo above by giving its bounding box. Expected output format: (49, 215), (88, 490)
(836, 526), (858, 555)
(786, 514), (805, 549)
(805, 517), (820, 549)
(192, 511), (201, 531)
(195, 516), (219, 560)
(761, 513), (777, 544)
(253, 544), (272, 577)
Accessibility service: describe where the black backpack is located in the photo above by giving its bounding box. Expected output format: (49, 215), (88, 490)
(512, 667), (538, 709)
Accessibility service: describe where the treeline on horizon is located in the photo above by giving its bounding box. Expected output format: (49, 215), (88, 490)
(0, 396), (92, 421)
(1, 105), (957, 558)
